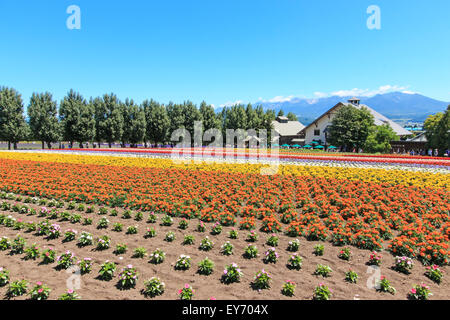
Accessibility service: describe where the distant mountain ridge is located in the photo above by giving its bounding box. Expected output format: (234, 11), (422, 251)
(256, 92), (449, 125)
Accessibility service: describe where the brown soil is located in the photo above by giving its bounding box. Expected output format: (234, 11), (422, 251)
(0, 198), (448, 300)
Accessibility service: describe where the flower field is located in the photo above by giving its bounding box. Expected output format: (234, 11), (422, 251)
(0, 150), (448, 300)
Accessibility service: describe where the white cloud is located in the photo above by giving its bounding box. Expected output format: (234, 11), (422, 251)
(330, 85), (409, 97)
(220, 100), (245, 108)
(220, 85), (414, 107)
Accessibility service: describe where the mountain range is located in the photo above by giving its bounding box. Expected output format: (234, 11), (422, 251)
(256, 92), (449, 125)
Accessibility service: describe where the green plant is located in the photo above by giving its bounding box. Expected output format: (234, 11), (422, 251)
(0, 236), (11, 251)
(98, 207), (108, 215)
(134, 211), (143, 221)
(83, 217), (92, 225)
(211, 222), (222, 235)
(183, 234), (195, 245)
(78, 232), (93, 247)
(407, 284), (432, 300)
(126, 225), (138, 234)
(97, 217), (109, 229)
(175, 255), (191, 270)
(56, 251), (76, 269)
(147, 212), (157, 223)
(149, 248), (165, 264)
(197, 257), (214, 275)
(24, 243), (40, 260)
(144, 227), (156, 238)
(70, 213), (82, 224)
(7, 279), (28, 298)
(220, 241), (234, 255)
(345, 270), (359, 283)
(246, 230), (258, 242)
(78, 258), (93, 274)
(367, 251), (382, 266)
(393, 256), (414, 274)
(46, 223), (61, 239)
(41, 247), (56, 264)
(25, 222), (37, 233)
(142, 277), (165, 297)
(77, 203), (85, 212)
(11, 235), (26, 254)
(313, 244), (324, 256)
(29, 282), (51, 300)
(178, 218), (189, 230)
(281, 280), (296, 297)
(113, 222), (123, 232)
(263, 247), (279, 264)
(114, 243), (128, 255)
(244, 244), (258, 259)
(164, 231), (175, 242)
(252, 269), (271, 290)
(197, 221), (206, 232)
(179, 283), (194, 300)
(314, 264), (332, 277)
(377, 276), (396, 294)
(199, 236), (213, 251)
(122, 210), (132, 219)
(98, 261), (116, 281)
(313, 283), (332, 300)
(67, 201), (76, 210)
(338, 247), (351, 261)
(287, 239), (300, 252)
(58, 289), (80, 300)
(286, 254), (303, 270)
(161, 214), (173, 226)
(425, 265), (443, 284)
(118, 265), (139, 289)
(266, 234), (279, 247)
(222, 263), (243, 284)
(96, 235), (111, 250)
(63, 229), (77, 242)
(110, 209), (118, 217)
(0, 267), (10, 287)
(133, 247), (147, 258)
(228, 228), (238, 239)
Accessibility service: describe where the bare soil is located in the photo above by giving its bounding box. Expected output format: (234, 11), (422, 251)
(0, 198), (448, 300)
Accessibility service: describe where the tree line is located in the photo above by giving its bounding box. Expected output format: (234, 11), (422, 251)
(0, 87), (289, 149)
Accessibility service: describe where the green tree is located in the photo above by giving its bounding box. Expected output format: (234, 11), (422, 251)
(93, 93), (123, 148)
(287, 112), (298, 121)
(199, 101), (221, 132)
(28, 92), (61, 149)
(0, 87), (29, 149)
(327, 105), (375, 151)
(60, 90), (95, 148)
(121, 99), (146, 147)
(167, 102), (185, 136)
(424, 106), (450, 153)
(277, 109), (285, 117)
(143, 99), (170, 145)
(182, 101), (202, 138)
(364, 123), (397, 153)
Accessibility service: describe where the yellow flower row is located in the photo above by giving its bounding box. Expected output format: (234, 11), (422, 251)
(0, 151), (448, 189)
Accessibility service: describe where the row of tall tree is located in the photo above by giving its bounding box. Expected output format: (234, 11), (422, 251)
(0, 87), (282, 149)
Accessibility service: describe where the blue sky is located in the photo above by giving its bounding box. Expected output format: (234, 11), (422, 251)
(1, 0), (449, 108)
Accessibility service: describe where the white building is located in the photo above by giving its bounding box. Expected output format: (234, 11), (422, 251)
(271, 116), (305, 145)
(300, 98), (412, 145)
